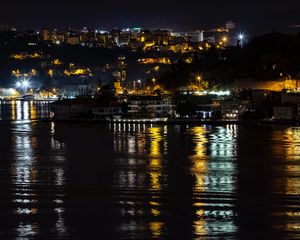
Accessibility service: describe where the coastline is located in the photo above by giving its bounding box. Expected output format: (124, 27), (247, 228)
(45, 118), (300, 126)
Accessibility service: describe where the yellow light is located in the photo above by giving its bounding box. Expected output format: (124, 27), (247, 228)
(48, 69), (54, 78)
(53, 59), (62, 65)
(222, 36), (228, 43)
(31, 69), (37, 76)
(149, 222), (163, 238)
(154, 66), (160, 72)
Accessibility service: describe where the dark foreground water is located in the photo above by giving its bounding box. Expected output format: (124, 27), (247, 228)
(0, 101), (300, 239)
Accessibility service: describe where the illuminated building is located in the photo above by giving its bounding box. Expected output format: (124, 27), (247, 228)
(110, 28), (121, 45)
(131, 27), (142, 38)
(95, 32), (109, 47)
(118, 29), (131, 46)
(138, 58), (171, 65)
(91, 104), (123, 119)
(152, 29), (171, 45)
(202, 21), (235, 45)
(171, 30), (204, 42)
(126, 95), (174, 118)
(112, 56), (127, 90)
(169, 37), (190, 53)
(61, 85), (93, 99)
(11, 52), (43, 60)
(221, 99), (248, 119)
(41, 29), (65, 44)
(41, 29), (50, 41)
(66, 33), (80, 45)
(138, 30), (153, 43)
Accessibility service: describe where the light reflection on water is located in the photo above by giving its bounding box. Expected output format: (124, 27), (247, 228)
(0, 103), (300, 239)
(4, 118), (68, 239)
(111, 124), (167, 238)
(109, 123), (239, 238)
(271, 127), (300, 236)
(189, 125), (238, 238)
(0, 100), (51, 121)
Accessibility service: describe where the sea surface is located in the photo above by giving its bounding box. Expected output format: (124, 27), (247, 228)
(0, 100), (300, 239)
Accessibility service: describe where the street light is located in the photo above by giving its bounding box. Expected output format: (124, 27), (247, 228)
(238, 34), (245, 40)
(22, 79), (30, 88)
(196, 75), (202, 90)
(238, 33), (245, 47)
(16, 81), (22, 88)
(222, 36), (228, 46)
(15, 78), (31, 95)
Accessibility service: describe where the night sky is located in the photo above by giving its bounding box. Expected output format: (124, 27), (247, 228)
(1, 0), (300, 34)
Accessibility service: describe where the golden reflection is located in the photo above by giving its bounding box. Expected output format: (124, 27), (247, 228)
(283, 128), (300, 235)
(148, 127), (164, 238)
(149, 222), (164, 238)
(151, 208), (160, 217)
(148, 127), (163, 192)
(190, 126), (208, 193)
(150, 172), (161, 191)
(284, 128), (300, 161)
(149, 127), (163, 158)
(111, 125), (165, 237)
(272, 128), (300, 234)
(286, 223), (300, 230)
(193, 126), (208, 158)
(189, 126), (208, 236)
(30, 101), (37, 119)
(11, 100), (16, 120)
(274, 128), (300, 195)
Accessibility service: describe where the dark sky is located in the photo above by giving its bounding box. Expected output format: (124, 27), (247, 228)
(1, 0), (300, 34)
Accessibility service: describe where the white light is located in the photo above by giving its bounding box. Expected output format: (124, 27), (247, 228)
(16, 78), (31, 90)
(16, 82), (22, 88)
(22, 80), (30, 88)
(209, 90), (230, 96)
(238, 33), (245, 40)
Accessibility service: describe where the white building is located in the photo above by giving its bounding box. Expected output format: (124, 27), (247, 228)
(127, 95), (174, 118)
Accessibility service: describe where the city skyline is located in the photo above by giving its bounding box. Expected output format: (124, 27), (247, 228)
(1, 0), (300, 34)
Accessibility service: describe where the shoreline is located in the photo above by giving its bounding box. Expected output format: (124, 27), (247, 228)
(44, 118), (300, 126)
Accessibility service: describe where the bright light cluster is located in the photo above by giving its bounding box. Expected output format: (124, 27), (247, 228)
(184, 90), (231, 96)
(15, 78), (30, 89)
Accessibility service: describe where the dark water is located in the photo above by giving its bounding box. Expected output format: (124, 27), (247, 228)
(0, 101), (300, 239)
